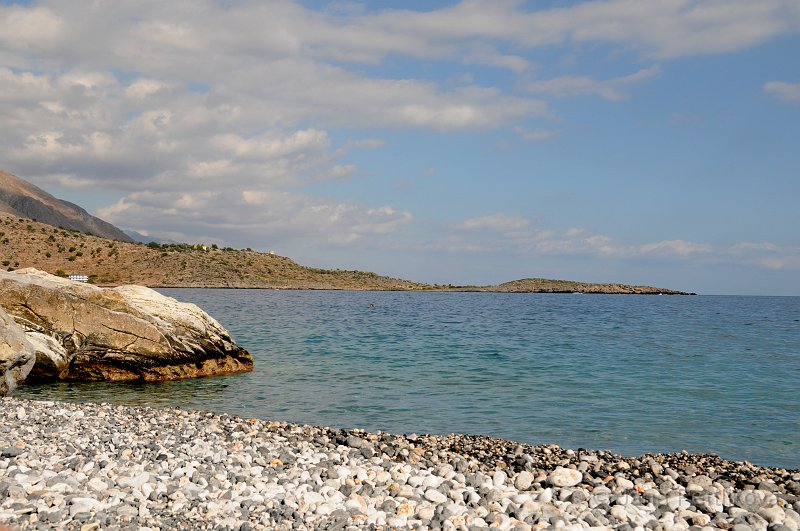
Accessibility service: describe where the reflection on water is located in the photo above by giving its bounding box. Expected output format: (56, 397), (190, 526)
(18, 375), (242, 412)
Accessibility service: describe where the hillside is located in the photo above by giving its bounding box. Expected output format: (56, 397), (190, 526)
(0, 170), (133, 243)
(0, 214), (430, 289)
(0, 214), (692, 293)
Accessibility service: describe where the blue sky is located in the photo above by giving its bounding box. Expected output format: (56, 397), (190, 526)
(1, 1), (798, 294)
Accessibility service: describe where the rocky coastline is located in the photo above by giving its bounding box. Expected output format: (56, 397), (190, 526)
(2, 398), (798, 530)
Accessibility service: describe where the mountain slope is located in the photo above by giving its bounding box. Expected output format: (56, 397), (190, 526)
(0, 214), (431, 289)
(0, 170), (133, 242)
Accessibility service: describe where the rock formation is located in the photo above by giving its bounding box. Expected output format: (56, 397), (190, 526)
(0, 305), (36, 395)
(0, 268), (253, 394)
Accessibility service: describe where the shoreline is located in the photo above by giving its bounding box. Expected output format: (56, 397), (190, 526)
(2, 398), (798, 530)
(149, 286), (696, 295)
(1, 213), (696, 295)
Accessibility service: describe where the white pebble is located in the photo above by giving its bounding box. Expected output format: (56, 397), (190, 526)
(424, 489), (448, 504)
(549, 467), (582, 487)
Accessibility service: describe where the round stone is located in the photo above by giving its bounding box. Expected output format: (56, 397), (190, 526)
(492, 470), (507, 487)
(514, 471), (534, 491)
(549, 467), (582, 488)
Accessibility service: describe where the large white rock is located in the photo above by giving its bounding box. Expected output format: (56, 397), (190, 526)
(0, 268), (252, 385)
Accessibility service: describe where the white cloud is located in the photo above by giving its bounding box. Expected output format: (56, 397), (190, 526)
(458, 214), (531, 231)
(329, 164), (357, 179)
(336, 138), (385, 156)
(437, 218), (626, 256)
(437, 217), (800, 272)
(212, 129), (330, 160)
(299, 1), (800, 61)
(57, 70), (117, 93)
(763, 81), (800, 103)
(125, 79), (171, 100)
(728, 242), (800, 270)
(99, 188), (413, 248)
(638, 240), (713, 256)
(0, 68), (54, 103)
(0, 6), (64, 49)
(524, 66), (661, 101)
(521, 0), (800, 59)
(514, 127), (559, 142)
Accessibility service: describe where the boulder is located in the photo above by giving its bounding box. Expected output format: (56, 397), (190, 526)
(0, 305), (36, 395)
(0, 268), (253, 385)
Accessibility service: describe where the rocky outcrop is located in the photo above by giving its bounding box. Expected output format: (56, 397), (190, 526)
(495, 278), (694, 295)
(0, 305), (36, 395)
(0, 268), (253, 390)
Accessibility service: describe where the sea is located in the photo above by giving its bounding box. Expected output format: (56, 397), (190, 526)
(14, 290), (800, 470)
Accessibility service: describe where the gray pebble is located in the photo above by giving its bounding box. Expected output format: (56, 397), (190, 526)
(0, 448), (23, 458)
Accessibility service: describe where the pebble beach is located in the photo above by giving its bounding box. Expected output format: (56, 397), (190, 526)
(1, 397), (799, 530)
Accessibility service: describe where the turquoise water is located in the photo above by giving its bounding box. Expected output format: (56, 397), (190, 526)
(15, 290), (800, 470)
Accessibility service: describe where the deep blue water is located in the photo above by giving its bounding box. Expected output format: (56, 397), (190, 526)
(15, 290), (800, 470)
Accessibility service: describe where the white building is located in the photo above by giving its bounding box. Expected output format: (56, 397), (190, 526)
(69, 274), (89, 282)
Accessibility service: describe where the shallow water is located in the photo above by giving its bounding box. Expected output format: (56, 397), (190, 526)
(15, 290), (800, 469)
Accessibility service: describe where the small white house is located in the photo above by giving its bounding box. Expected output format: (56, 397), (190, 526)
(69, 274), (89, 283)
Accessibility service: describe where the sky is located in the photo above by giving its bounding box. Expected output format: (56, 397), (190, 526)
(1, 0), (799, 295)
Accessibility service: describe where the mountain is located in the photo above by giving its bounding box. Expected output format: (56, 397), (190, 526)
(0, 170), (133, 242)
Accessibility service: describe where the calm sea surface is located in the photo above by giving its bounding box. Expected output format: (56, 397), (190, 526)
(15, 290), (800, 470)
